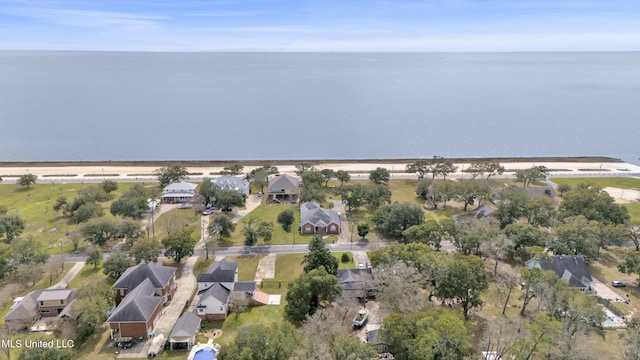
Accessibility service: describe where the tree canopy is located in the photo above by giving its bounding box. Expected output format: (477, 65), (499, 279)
(155, 165), (188, 188)
(303, 236), (338, 275)
(18, 173), (37, 189)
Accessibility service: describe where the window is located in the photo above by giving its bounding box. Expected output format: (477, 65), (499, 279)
(40, 301), (44, 306)
(60, 300), (64, 305)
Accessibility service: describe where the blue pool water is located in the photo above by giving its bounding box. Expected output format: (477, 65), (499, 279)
(193, 348), (216, 360)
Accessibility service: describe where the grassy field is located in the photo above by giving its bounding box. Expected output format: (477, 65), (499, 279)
(551, 177), (640, 189)
(67, 263), (109, 288)
(0, 182), (156, 254)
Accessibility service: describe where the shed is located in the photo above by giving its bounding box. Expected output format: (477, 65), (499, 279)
(169, 312), (202, 350)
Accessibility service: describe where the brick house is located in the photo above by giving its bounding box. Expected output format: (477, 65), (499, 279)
(113, 262), (177, 306)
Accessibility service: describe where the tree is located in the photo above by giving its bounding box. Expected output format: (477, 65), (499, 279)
(496, 270), (520, 315)
(17, 344), (74, 360)
(68, 230), (82, 251)
(557, 183), (571, 197)
(620, 319), (640, 360)
(515, 165), (549, 187)
(129, 237), (161, 263)
(12, 235), (48, 264)
(101, 180), (118, 194)
(504, 222), (547, 254)
(402, 220), (443, 250)
(435, 253), (488, 319)
(374, 202), (425, 238)
(250, 168), (269, 193)
(86, 245), (103, 269)
(480, 233), (513, 277)
(365, 183), (392, 208)
(619, 250), (640, 283)
(339, 183), (368, 212)
(155, 164), (188, 188)
(548, 215), (606, 261)
(453, 178), (480, 212)
(103, 252), (131, 280)
(216, 189), (245, 210)
(18, 173), (37, 189)
(519, 247), (549, 316)
(335, 170), (350, 186)
(285, 268), (342, 322)
(163, 228), (196, 263)
(53, 196), (68, 214)
(256, 221), (274, 243)
(434, 179), (456, 208)
(199, 177), (216, 205)
(73, 283), (113, 343)
(242, 217), (259, 246)
(493, 188), (530, 228)
(406, 160), (432, 179)
(277, 209), (295, 232)
(523, 195), (555, 227)
(295, 162), (315, 176)
(369, 167), (390, 185)
(374, 262), (429, 314)
(209, 215), (236, 240)
(218, 323), (298, 360)
(303, 236), (338, 275)
(0, 213), (25, 242)
(357, 222), (370, 239)
(558, 183), (629, 225)
(415, 178), (434, 200)
(228, 292), (249, 319)
(511, 313), (562, 360)
(110, 184), (151, 218)
(17, 262), (43, 287)
(118, 218), (144, 247)
(221, 164), (244, 176)
(320, 169), (335, 187)
(72, 202), (105, 223)
(432, 158), (458, 180)
(81, 217), (118, 246)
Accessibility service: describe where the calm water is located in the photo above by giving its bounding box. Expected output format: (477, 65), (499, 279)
(0, 51), (638, 162)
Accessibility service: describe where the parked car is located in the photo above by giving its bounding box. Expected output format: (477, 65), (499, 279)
(358, 263), (364, 269)
(202, 209), (214, 216)
(366, 262), (372, 269)
(612, 281), (626, 287)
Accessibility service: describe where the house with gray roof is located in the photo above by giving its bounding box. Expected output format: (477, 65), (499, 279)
(268, 174), (301, 203)
(196, 283), (231, 320)
(212, 176), (250, 197)
(169, 312), (202, 350)
(197, 258), (238, 292)
(161, 181), (198, 204)
(526, 255), (594, 293)
(107, 278), (163, 340)
(337, 268), (377, 299)
(299, 202), (341, 235)
(4, 290), (42, 331)
(113, 262), (177, 306)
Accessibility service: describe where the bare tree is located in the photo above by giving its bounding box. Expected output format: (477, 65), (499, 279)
(373, 262), (430, 316)
(496, 270), (520, 315)
(228, 292), (249, 319)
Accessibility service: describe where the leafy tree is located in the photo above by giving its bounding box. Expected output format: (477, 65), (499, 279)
(110, 184), (151, 218)
(548, 215), (608, 261)
(435, 253), (488, 319)
(557, 183), (571, 197)
(369, 167), (390, 185)
(519, 247), (549, 315)
(495, 270), (520, 315)
(242, 217), (259, 246)
(277, 209), (295, 232)
(370, 242), (435, 274)
(78, 185), (111, 202)
(81, 217), (118, 246)
(256, 221), (274, 243)
(250, 168), (269, 193)
(218, 323), (299, 360)
(16, 262), (43, 286)
(374, 262), (429, 314)
(103, 252), (131, 280)
(86, 245), (103, 269)
(365, 183), (392, 208)
(618, 250), (640, 283)
(0, 213), (25, 242)
(340, 253), (350, 263)
(12, 235), (48, 264)
(624, 221), (640, 251)
(383, 308), (473, 360)
(228, 292), (249, 319)
(216, 189), (245, 210)
(73, 283), (113, 343)
(453, 216), (501, 255)
(303, 235), (338, 275)
(515, 165), (549, 187)
(511, 313), (562, 360)
(16, 343), (74, 360)
(53, 196), (68, 213)
(481, 233), (513, 277)
(406, 159), (432, 179)
(155, 164), (188, 188)
(68, 230), (82, 251)
(493, 187), (530, 228)
(402, 220), (443, 249)
(101, 179), (118, 194)
(432, 158), (458, 180)
(335, 170), (350, 186)
(415, 178), (434, 200)
(558, 183), (629, 225)
(320, 169), (335, 187)
(453, 178), (480, 212)
(73, 202), (105, 223)
(129, 237), (161, 264)
(118, 218), (144, 247)
(620, 319), (640, 360)
(523, 195), (555, 227)
(199, 177), (216, 205)
(208, 215), (236, 240)
(162, 228), (196, 263)
(300, 182), (325, 203)
(295, 162), (315, 176)
(484, 162), (506, 179)
(357, 222), (370, 239)
(469, 161), (505, 179)
(504, 222), (547, 254)
(374, 202), (425, 238)
(339, 183), (368, 212)
(221, 164), (244, 176)
(18, 173), (37, 189)
(285, 268), (342, 322)
(555, 289), (604, 358)
(434, 179), (456, 208)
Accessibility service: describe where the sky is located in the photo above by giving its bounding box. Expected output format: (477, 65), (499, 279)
(0, 0), (639, 51)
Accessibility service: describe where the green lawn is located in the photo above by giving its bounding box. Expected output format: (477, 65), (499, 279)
(224, 255), (263, 281)
(154, 208), (200, 240)
(551, 177), (640, 189)
(389, 178), (422, 204)
(67, 263), (109, 288)
(335, 252), (356, 269)
(624, 203), (640, 222)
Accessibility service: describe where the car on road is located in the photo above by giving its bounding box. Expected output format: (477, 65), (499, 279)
(358, 263), (364, 269)
(202, 209), (214, 216)
(612, 281), (627, 287)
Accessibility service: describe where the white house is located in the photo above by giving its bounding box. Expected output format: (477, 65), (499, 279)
(161, 182), (198, 204)
(211, 176), (250, 197)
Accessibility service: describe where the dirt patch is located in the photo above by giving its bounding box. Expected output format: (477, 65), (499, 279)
(603, 187), (640, 203)
(203, 329), (223, 339)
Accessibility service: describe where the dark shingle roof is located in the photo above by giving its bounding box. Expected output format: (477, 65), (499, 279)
(107, 278), (162, 322)
(337, 269), (376, 298)
(233, 281), (256, 292)
(4, 290), (41, 321)
(199, 283), (230, 304)
(533, 255), (592, 288)
(198, 259), (237, 283)
(58, 299), (78, 319)
(300, 202), (340, 227)
(113, 262), (176, 291)
(268, 174), (300, 192)
(170, 312), (202, 339)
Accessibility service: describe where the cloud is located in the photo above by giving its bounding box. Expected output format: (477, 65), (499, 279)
(0, 7), (164, 29)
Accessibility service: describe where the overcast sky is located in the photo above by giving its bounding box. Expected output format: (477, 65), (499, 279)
(1, 0), (639, 51)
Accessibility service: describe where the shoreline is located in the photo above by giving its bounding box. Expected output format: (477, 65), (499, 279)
(1, 157), (639, 183)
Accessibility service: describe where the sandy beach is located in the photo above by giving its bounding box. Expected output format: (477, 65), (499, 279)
(1, 160), (639, 183)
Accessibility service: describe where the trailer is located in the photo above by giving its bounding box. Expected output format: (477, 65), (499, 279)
(353, 309), (369, 328)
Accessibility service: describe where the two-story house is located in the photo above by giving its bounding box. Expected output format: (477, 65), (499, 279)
(113, 262), (177, 305)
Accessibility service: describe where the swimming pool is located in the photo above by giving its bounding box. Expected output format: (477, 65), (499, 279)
(193, 348), (216, 360)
